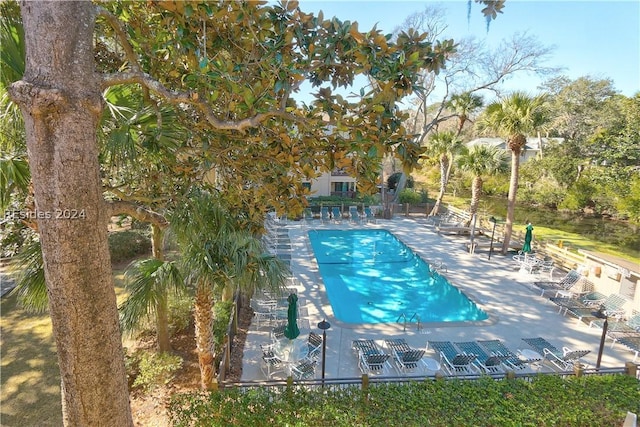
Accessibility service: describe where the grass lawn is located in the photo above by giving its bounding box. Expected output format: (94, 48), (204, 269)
(0, 292), (61, 426)
(0, 269), (129, 426)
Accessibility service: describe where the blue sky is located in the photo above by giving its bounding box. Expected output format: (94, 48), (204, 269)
(294, 0), (640, 102)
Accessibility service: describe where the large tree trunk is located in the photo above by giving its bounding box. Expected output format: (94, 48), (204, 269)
(194, 283), (216, 389)
(501, 150), (521, 254)
(151, 224), (171, 352)
(8, 2), (133, 425)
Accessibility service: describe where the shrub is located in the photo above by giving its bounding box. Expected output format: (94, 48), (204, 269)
(169, 294), (193, 334)
(397, 188), (422, 205)
(108, 230), (152, 264)
(213, 301), (233, 347)
(168, 374), (640, 427)
(129, 350), (183, 393)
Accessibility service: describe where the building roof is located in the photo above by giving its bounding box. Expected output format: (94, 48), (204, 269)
(467, 137), (564, 151)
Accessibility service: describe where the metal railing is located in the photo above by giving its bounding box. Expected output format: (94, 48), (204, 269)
(396, 312), (422, 331)
(221, 363), (638, 392)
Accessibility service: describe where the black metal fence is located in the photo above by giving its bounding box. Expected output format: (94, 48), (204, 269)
(220, 362), (639, 393)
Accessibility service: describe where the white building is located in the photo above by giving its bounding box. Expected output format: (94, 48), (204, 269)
(467, 137), (564, 163)
(303, 168), (357, 198)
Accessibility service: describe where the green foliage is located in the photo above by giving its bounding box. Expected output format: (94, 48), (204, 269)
(108, 230), (152, 264)
(387, 172), (414, 190)
(128, 350), (182, 393)
(168, 374), (640, 426)
(169, 294), (193, 334)
(212, 300), (233, 348)
(617, 174), (640, 223)
(397, 188), (421, 205)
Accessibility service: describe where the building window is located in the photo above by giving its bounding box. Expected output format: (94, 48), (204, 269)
(332, 182), (354, 193)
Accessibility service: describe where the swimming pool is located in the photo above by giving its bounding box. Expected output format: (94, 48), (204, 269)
(307, 229), (488, 324)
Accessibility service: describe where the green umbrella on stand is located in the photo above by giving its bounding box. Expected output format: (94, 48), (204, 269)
(522, 223), (534, 253)
(284, 293), (300, 339)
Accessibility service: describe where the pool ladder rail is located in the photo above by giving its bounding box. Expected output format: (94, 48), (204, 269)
(397, 312), (422, 332)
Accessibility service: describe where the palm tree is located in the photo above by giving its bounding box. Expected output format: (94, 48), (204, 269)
(477, 92), (548, 253)
(447, 92), (484, 137)
(426, 130), (464, 216)
(119, 258), (183, 352)
(456, 144), (507, 218)
(170, 191), (289, 389)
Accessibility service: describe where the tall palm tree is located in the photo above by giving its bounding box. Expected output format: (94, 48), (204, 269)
(426, 130), (464, 216)
(477, 92), (548, 253)
(170, 191), (289, 389)
(456, 144), (507, 218)
(119, 258), (183, 352)
(447, 92), (484, 137)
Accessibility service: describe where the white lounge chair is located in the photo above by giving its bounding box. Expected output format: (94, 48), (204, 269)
(522, 337), (590, 371)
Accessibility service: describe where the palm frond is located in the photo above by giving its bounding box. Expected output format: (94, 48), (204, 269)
(0, 155), (30, 210)
(9, 238), (48, 313)
(118, 258), (184, 333)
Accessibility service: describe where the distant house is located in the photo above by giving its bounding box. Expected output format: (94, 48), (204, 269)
(467, 137), (564, 163)
(302, 119), (359, 198)
(303, 168), (357, 198)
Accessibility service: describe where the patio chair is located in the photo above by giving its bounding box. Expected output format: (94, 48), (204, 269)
(271, 323), (287, 341)
(534, 259), (555, 280)
(352, 339), (385, 356)
(384, 338), (412, 353)
(252, 309), (274, 328)
(427, 341), (478, 376)
(331, 206), (343, 223)
(320, 206), (330, 223)
(307, 332), (323, 360)
(348, 206), (362, 224)
(454, 341), (506, 374)
(392, 349), (426, 375)
(591, 313), (640, 344)
(616, 334), (640, 362)
(290, 359), (317, 380)
(548, 289), (606, 315)
(303, 208), (315, 225)
(363, 206), (376, 224)
(477, 339), (528, 371)
(531, 269), (582, 296)
(562, 293), (628, 323)
(521, 337), (590, 371)
(358, 352), (391, 375)
(551, 277), (595, 298)
(260, 344), (285, 378)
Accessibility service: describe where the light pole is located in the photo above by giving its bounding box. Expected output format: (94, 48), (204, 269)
(488, 217), (497, 260)
(317, 319), (331, 386)
(593, 307), (609, 370)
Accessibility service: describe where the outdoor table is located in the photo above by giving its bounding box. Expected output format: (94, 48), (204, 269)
(274, 338), (309, 375)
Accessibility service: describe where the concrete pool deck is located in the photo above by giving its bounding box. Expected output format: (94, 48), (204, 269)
(240, 216), (637, 381)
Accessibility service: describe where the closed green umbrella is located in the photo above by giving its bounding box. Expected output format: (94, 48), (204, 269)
(522, 223), (534, 253)
(284, 293), (300, 340)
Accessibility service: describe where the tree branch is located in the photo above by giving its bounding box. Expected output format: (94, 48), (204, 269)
(106, 200), (168, 229)
(96, 6), (140, 72)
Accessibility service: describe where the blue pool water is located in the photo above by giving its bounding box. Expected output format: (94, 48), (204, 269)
(308, 229), (488, 324)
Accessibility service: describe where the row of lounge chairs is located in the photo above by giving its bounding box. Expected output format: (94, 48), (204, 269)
(311, 206), (377, 225)
(351, 336), (590, 377)
(529, 270), (640, 361)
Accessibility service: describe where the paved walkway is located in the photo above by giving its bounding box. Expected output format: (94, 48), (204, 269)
(241, 216), (636, 381)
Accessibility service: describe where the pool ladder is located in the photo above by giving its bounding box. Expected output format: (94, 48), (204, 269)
(397, 312), (422, 332)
